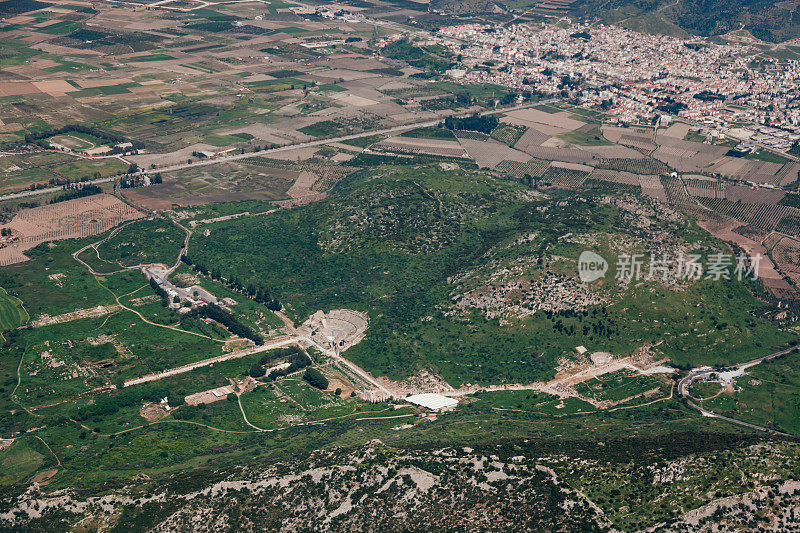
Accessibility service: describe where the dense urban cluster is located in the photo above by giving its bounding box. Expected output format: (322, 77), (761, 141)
(428, 23), (800, 150)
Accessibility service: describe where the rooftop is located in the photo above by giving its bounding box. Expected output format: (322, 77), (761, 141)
(405, 393), (459, 411)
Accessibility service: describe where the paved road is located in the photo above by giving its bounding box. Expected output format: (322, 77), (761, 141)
(0, 151), (131, 202)
(123, 328), (397, 400)
(124, 336), (299, 387)
(166, 220), (191, 275)
(0, 101), (553, 203)
(0, 176), (119, 202)
(678, 344), (798, 436)
(147, 100), (556, 174)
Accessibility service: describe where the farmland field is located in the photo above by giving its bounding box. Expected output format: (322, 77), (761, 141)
(0, 285), (27, 330)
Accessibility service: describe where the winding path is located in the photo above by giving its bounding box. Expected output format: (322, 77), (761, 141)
(677, 344), (799, 436)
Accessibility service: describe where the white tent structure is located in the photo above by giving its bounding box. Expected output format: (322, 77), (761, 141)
(405, 393), (458, 411)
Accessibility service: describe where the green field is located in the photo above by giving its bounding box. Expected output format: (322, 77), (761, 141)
(466, 389), (596, 416)
(298, 120), (344, 137)
(689, 380), (723, 400)
(0, 285), (28, 330)
(120, 54), (177, 63)
(340, 134), (384, 148)
(36, 20), (82, 35)
(317, 83), (347, 93)
(0, 239), (118, 318)
(184, 164), (791, 386)
(0, 440), (46, 486)
(203, 132), (254, 147)
(54, 157), (128, 180)
(558, 125), (614, 146)
(703, 349), (800, 435)
(575, 370), (666, 403)
(745, 150), (790, 164)
(91, 218), (185, 269)
(400, 126), (456, 140)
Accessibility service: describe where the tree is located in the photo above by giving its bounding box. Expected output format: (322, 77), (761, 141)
(303, 368), (328, 390)
(249, 363), (266, 378)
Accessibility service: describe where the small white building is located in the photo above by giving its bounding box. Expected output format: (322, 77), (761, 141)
(405, 393), (458, 411)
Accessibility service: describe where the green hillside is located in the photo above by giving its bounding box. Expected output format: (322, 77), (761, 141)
(571, 0), (800, 42)
(187, 164), (791, 386)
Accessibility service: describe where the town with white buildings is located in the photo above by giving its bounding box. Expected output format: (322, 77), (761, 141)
(406, 23), (800, 151)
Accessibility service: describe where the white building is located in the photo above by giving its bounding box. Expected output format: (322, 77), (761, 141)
(405, 393), (458, 411)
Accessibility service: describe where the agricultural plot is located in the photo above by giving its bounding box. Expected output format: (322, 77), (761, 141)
(377, 137), (467, 158)
(379, 85), (446, 99)
(574, 369), (666, 404)
(491, 124), (527, 146)
(400, 127), (456, 141)
(0, 286), (27, 330)
(596, 157), (670, 175)
(653, 139), (727, 173)
(503, 108), (586, 132)
(495, 159), (550, 179)
(580, 144), (649, 159)
(458, 137), (530, 168)
(540, 164), (590, 188)
(557, 124), (613, 146)
(698, 198), (796, 231)
(602, 126), (656, 150)
(582, 178), (642, 195)
(0, 152), (104, 195)
(724, 185), (785, 205)
(618, 133), (657, 152)
(54, 158), (128, 182)
(683, 176), (723, 199)
(0, 195), (143, 265)
(123, 162), (294, 211)
(515, 144), (598, 165)
(512, 127), (551, 151)
(298, 120), (345, 138)
(453, 131), (490, 141)
(661, 175), (693, 205)
(638, 174), (667, 201)
(774, 162), (800, 187)
(709, 158), (786, 185)
(587, 168), (642, 186)
(776, 215), (800, 237)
